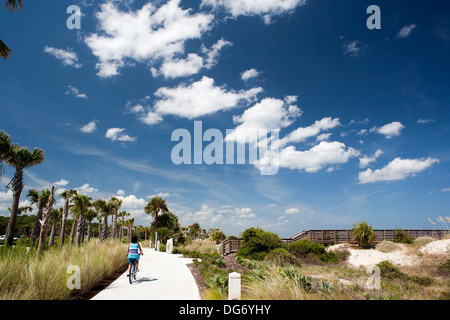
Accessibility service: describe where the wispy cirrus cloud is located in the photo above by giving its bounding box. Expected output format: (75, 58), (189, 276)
(43, 46), (82, 68)
(65, 85), (88, 99)
(395, 23), (417, 38)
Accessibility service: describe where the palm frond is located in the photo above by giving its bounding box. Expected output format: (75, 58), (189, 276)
(0, 38), (12, 60)
(5, 0), (24, 12)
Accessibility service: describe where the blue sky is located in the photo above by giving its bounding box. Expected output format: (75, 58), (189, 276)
(1, 0), (449, 237)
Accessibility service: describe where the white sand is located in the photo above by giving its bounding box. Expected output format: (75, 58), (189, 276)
(419, 239), (450, 255)
(345, 246), (416, 268)
(327, 240), (450, 268)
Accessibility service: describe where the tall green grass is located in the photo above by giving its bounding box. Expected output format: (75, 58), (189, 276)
(0, 240), (127, 300)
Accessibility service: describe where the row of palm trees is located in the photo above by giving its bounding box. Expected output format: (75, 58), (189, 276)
(1, 130), (45, 247)
(1, 130), (175, 254)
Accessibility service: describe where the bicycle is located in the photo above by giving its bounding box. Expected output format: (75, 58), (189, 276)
(128, 254), (141, 284)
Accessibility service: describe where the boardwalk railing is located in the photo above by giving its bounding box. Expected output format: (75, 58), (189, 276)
(283, 229), (449, 245)
(219, 230), (448, 255)
(220, 238), (244, 256)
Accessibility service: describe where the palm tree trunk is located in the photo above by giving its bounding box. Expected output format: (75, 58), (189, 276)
(111, 213), (117, 240)
(31, 209), (42, 247)
(48, 219), (57, 246)
(5, 170), (23, 247)
(101, 215), (108, 241)
(59, 197), (70, 248)
(70, 218), (76, 245)
(87, 221), (92, 242)
(76, 212), (85, 246)
(36, 219), (50, 258)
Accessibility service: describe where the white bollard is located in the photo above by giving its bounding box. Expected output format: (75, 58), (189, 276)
(228, 272), (241, 300)
(149, 240), (153, 249)
(156, 240), (160, 251)
(167, 238), (173, 254)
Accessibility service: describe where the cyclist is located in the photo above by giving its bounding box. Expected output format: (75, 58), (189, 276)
(127, 236), (144, 276)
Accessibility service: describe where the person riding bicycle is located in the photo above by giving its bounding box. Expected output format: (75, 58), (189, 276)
(127, 236), (144, 276)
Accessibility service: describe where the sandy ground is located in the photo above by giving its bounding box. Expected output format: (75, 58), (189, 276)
(327, 239), (450, 269)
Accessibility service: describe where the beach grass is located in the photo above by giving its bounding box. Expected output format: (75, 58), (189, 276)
(0, 239), (127, 300)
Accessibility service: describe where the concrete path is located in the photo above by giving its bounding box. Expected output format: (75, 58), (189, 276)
(91, 248), (201, 300)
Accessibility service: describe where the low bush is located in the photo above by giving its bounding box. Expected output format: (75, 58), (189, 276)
(393, 229), (414, 244)
(288, 240), (341, 264)
(376, 241), (401, 253)
(264, 248), (301, 267)
(377, 260), (434, 286)
(413, 236), (435, 247)
(236, 228), (284, 260)
(377, 261), (408, 281)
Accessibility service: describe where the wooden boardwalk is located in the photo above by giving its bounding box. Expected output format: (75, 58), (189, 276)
(219, 229), (448, 255)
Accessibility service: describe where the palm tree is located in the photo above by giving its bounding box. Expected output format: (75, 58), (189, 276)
(27, 188), (51, 247)
(69, 206), (78, 245)
(48, 207), (62, 247)
(118, 211), (130, 240)
(84, 208), (97, 242)
(109, 196), (122, 240)
(93, 199), (110, 241)
(59, 189), (77, 247)
(144, 197), (169, 219)
(126, 218), (135, 241)
(73, 193), (92, 246)
(1, 0), (24, 59)
(36, 186), (56, 258)
(3, 133), (45, 246)
(351, 221), (376, 249)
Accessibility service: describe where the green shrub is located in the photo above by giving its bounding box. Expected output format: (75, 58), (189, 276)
(214, 258), (226, 268)
(236, 228), (284, 260)
(377, 260), (434, 286)
(278, 266), (311, 291)
(264, 248), (301, 267)
(318, 280), (334, 295)
(377, 261), (408, 281)
(351, 221), (376, 248)
(288, 240), (338, 264)
(393, 229), (414, 244)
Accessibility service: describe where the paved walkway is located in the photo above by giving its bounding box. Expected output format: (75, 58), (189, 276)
(91, 248), (201, 300)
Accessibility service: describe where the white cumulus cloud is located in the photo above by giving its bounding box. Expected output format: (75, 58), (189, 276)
(201, 0), (306, 24)
(84, 0), (214, 77)
(79, 120), (98, 133)
(276, 141), (360, 173)
(372, 121), (405, 139)
(359, 157), (439, 184)
(105, 128), (137, 142)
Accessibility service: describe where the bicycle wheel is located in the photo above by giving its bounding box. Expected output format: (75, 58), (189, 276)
(129, 264), (134, 284)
